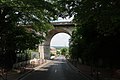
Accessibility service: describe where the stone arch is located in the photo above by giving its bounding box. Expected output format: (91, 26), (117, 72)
(38, 22), (75, 59)
(43, 28), (71, 59)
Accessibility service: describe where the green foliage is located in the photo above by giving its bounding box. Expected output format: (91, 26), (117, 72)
(56, 50), (61, 55)
(16, 50), (31, 62)
(60, 48), (68, 55)
(50, 53), (55, 56)
(0, 0), (59, 70)
(60, 0), (120, 67)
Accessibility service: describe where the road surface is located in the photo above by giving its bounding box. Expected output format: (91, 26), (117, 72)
(20, 56), (92, 80)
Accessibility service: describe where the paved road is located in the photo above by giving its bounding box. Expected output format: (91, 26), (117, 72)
(20, 56), (92, 80)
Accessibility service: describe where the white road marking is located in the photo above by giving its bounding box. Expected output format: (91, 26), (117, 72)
(55, 69), (57, 73)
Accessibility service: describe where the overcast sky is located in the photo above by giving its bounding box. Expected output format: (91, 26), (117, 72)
(50, 33), (71, 47)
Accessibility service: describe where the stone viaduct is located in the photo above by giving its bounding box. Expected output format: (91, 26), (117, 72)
(38, 22), (75, 59)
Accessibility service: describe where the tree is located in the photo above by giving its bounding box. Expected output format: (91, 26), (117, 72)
(56, 50), (60, 55)
(0, 0), (59, 70)
(60, 48), (68, 55)
(59, 0), (120, 67)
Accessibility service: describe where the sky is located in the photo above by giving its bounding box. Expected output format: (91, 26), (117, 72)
(50, 33), (71, 47)
(53, 16), (74, 22)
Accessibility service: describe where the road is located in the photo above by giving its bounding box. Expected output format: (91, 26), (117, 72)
(20, 56), (92, 80)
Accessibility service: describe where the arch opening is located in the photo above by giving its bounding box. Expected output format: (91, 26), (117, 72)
(43, 29), (71, 59)
(50, 33), (71, 59)
(50, 33), (71, 47)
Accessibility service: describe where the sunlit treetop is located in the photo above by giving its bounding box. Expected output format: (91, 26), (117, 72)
(0, 0), (59, 32)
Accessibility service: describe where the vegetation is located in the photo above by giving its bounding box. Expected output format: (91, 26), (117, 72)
(58, 0), (120, 68)
(0, 0), (58, 70)
(50, 52), (55, 56)
(56, 50), (60, 55)
(60, 48), (69, 56)
(1, 1), (120, 78)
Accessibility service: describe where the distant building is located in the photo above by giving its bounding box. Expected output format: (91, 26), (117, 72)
(50, 47), (57, 55)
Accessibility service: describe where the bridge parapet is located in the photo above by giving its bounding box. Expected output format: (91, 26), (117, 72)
(51, 21), (75, 26)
